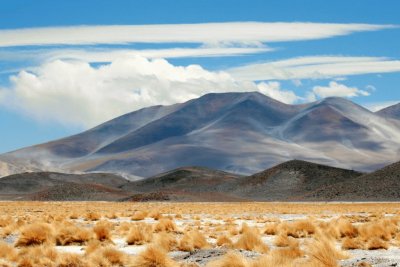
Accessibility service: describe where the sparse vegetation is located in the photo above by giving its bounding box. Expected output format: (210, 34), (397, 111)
(0, 202), (398, 266)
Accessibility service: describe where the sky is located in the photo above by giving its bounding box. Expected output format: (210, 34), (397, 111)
(0, 0), (400, 153)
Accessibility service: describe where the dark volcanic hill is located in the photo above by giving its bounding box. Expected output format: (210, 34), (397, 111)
(123, 166), (242, 193)
(227, 160), (363, 200)
(2, 92), (400, 177)
(1, 159), (400, 201)
(0, 172), (131, 201)
(306, 160), (400, 201)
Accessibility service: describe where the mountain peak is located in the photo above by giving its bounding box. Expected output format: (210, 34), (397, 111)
(376, 102), (400, 120)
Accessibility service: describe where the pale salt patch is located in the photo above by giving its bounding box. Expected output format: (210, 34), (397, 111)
(56, 245), (84, 255)
(119, 245), (147, 255)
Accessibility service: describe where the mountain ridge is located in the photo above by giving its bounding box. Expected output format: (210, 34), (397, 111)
(2, 92), (400, 178)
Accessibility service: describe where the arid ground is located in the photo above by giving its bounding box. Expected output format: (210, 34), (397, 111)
(1, 202), (400, 266)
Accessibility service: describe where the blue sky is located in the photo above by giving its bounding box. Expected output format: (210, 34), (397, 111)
(0, 0), (400, 153)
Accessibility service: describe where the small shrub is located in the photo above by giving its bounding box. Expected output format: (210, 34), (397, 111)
(126, 223), (153, 245)
(206, 252), (248, 267)
(15, 223), (54, 247)
(154, 218), (178, 233)
(129, 245), (178, 267)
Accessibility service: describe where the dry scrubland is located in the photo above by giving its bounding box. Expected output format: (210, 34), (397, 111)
(0, 202), (400, 266)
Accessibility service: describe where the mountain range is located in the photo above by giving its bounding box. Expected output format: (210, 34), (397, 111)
(2, 159), (400, 201)
(1, 92), (400, 179)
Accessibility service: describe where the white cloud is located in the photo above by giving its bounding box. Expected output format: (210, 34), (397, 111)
(0, 57), (300, 128)
(257, 81), (300, 104)
(228, 56), (400, 80)
(312, 81), (370, 98)
(0, 46), (273, 64)
(0, 22), (394, 47)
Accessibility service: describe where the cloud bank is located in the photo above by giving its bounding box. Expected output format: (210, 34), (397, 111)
(0, 22), (394, 47)
(228, 56), (400, 80)
(0, 56), (301, 128)
(312, 81), (370, 98)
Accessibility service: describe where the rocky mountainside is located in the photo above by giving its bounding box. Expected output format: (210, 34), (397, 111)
(1, 159), (400, 201)
(2, 92), (400, 178)
(376, 102), (400, 120)
(306, 160), (400, 201)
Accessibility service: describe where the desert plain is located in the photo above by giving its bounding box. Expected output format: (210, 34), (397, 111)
(0, 201), (400, 267)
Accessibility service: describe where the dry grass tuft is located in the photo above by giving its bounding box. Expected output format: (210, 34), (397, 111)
(274, 234), (298, 247)
(56, 224), (92, 245)
(216, 235), (233, 248)
(305, 237), (348, 267)
(129, 245), (178, 267)
(178, 230), (209, 252)
(234, 227), (269, 253)
(154, 232), (177, 251)
(132, 211), (148, 221)
(93, 222), (112, 242)
(336, 218), (358, 238)
(126, 223), (153, 245)
(15, 223), (54, 247)
(0, 241), (17, 262)
(154, 218), (178, 233)
(85, 211), (101, 221)
(206, 251), (248, 267)
(366, 237), (389, 250)
(263, 222), (279, 235)
(342, 237), (364, 250)
(57, 253), (86, 267)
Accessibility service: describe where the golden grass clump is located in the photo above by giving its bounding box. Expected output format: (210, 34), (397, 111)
(366, 237), (389, 250)
(342, 237), (364, 250)
(305, 237), (348, 267)
(178, 230), (209, 252)
(15, 222), (54, 247)
(0, 241), (17, 262)
(149, 210), (163, 220)
(216, 235), (233, 248)
(57, 253), (86, 267)
(252, 247), (303, 267)
(206, 252), (248, 267)
(93, 222), (112, 242)
(336, 218), (358, 238)
(85, 211), (101, 221)
(263, 222), (279, 235)
(154, 232), (178, 251)
(132, 211), (148, 221)
(126, 223), (153, 245)
(285, 220), (316, 238)
(274, 234), (298, 248)
(358, 221), (392, 241)
(234, 227), (269, 253)
(0, 216), (13, 227)
(56, 224), (92, 245)
(129, 245), (178, 267)
(17, 244), (59, 267)
(154, 218), (178, 233)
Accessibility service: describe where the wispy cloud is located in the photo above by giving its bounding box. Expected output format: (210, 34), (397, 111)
(0, 22), (395, 47)
(0, 46), (273, 64)
(228, 56), (400, 80)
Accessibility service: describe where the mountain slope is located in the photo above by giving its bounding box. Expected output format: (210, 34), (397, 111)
(229, 160), (363, 200)
(306, 160), (400, 201)
(376, 102), (400, 120)
(2, 92), (400, 177)
(0, 172), (131, 201)
(123, 166), (242, 193)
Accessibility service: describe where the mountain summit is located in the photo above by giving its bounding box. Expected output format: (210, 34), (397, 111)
(1, 92), (400, 178)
